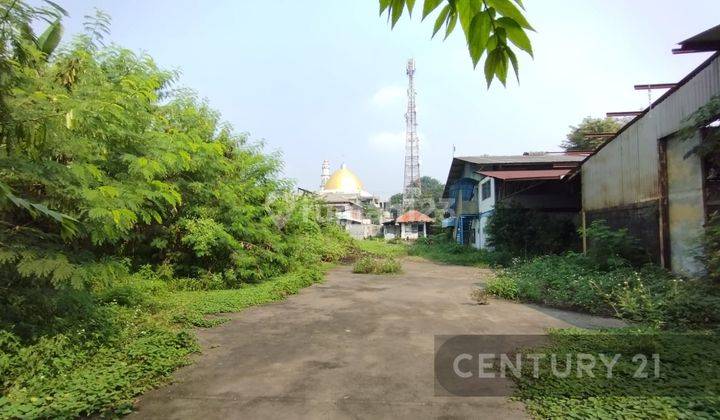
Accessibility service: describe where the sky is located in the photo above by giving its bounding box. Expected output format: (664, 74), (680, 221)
(54, 0), (719, 199)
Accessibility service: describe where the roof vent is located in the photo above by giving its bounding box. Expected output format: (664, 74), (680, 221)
(524, 151), (547, 156)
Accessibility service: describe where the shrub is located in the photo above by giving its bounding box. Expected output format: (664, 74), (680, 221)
(485, 253), (720, 328)
(486, 203), (580, 258)
(701, 213), (720, 281)
(352, 256), (402, 274)
(484, 275), (518, 300)
(584, 220), (649, 268)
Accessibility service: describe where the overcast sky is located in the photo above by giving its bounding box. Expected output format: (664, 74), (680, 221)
(57, 1), (718, 199)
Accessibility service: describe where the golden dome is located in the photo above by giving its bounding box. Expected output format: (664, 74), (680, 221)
(324, 164), (364, 192)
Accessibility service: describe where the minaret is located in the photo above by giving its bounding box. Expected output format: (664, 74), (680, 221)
(320, 160), (330, 190)
(402, 58), (421, 209)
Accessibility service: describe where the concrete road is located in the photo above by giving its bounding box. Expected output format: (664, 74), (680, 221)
(132, 257), (623, 419)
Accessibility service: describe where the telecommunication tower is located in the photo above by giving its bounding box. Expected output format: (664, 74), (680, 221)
(402, 58), (421, 209)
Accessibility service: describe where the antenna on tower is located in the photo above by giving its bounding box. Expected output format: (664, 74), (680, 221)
(402, 58), (421, 210)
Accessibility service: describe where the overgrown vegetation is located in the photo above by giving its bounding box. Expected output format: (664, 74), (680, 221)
(485, 220), (720, 417)
(409, 234), (494, 267)
(355, 238), (407, 258)
(485, 203), (580, 263)
(352, 255), (402, 275)
(0, 3), (354, 416)
(514, 328), (720, 419)
(486, 221), (720, 328)
(703, 213), (720, 282)
(0, 266), (334, 418)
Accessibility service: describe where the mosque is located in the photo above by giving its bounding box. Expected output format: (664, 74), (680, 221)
(317, 160), (386, 227)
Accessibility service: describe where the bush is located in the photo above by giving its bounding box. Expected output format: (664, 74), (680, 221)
(701, 213), (720, 281)
(486, 203), (580, 258)
(352, 256), (402, 274)
(584, 220), (649, 268)
(485, 253), (720, 328)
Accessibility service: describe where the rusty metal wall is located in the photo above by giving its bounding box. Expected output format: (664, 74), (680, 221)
(583, 54), (720, 211)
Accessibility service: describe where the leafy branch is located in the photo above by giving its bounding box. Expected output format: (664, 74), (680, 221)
(379, 0), (534, 87)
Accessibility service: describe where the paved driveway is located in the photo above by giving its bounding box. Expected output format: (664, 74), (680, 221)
(132, 257), (623, 419)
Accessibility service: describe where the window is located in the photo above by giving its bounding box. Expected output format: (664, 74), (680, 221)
(481, 181), (491, 200)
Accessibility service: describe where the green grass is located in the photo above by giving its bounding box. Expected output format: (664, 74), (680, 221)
(354, 239), (408, 258)
(352, 256), (402, 274)
(0, 266), (330, 418)
(408, 235), (493, 267)
(512, 328), (720, 419)
(484, 253), (720, 418)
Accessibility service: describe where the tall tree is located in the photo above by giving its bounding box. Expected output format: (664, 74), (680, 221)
(561, 116), (627, 151)
(389, 176), (445, 218)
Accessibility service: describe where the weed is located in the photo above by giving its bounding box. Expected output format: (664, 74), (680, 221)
(470, 288), (489, 305)
(352, 256), (402, 274)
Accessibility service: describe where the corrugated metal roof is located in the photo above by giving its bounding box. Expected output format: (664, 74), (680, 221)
(455, 153), (589, 165)
(395, 210), (433, 223)
(677, 24), (720, 52)
(477, 169), (571, 181)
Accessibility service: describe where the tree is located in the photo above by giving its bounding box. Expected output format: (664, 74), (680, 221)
(379, 0), (534, 87)
(362, 202), (381, 224)
(0, 2), (351, 292)
(561, 116), (627, 151)
(388, 176), (445, 218)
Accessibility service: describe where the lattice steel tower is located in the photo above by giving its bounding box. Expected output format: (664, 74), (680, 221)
(402, 58), (421, 209)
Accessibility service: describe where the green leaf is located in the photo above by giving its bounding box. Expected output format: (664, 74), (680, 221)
(422, 0), (444, 20)
(444, 9), (458, 40)
(506, 47), (519, 82)
(456, 0), (483, 37)
(484, 48), (501, 87)
(496, 17), (533, 56)
(486, 0), (533, 30)
(496, 48), (509, 85)
(468, 11), (491, 67)
(380, 0), (392, 15)
(432, 5), (451, 38)
(36, 18), (63, 57)
(406, 0), (416, 16)
(390, 0), (405, 27)
(19, 21), (38, 46)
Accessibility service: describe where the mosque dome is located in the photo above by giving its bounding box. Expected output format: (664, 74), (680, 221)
(323, 164), (364, 193)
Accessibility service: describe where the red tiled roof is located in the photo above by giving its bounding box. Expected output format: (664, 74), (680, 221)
(477, 168), (571, 181)
(396, 210), (433, 223)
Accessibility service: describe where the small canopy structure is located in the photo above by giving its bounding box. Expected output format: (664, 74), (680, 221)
(385, 210), (433, 240)
(396, 210), (434, 224)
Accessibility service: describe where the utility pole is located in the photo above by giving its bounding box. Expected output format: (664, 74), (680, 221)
(402, 58), (421, 209)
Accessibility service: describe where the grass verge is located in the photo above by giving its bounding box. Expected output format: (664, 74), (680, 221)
(0, 266), (330, 418)
(354, 239), (408, 258)
(512, 328), (720, 419)
(408, 235), (493, 267)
